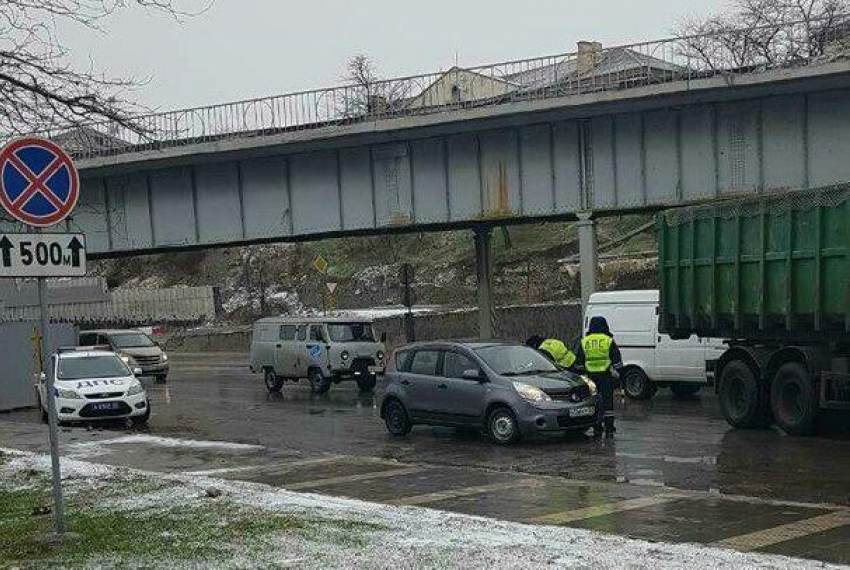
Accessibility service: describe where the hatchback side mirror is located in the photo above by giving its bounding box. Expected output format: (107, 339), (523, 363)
(462, 369), (486, 382)
(133, 367), (143, 377)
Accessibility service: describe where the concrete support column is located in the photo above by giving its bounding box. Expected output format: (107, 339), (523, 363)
(577, 212), (598, 309)
(474, 225), (496, 340)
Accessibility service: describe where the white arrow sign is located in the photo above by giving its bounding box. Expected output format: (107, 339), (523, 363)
(0, 233), (86, 277)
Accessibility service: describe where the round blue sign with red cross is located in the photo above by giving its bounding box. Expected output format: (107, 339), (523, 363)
(0, 137), (79, 228)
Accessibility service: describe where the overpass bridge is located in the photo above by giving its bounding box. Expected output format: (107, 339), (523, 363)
(4, 20), (850, 337)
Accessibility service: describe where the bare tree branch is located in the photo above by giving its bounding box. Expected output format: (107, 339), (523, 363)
(336, 54), (411, 119)
(0, 0), (210, 144)
(675, 0), (850, 75)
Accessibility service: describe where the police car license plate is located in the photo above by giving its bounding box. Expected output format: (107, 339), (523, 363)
(91, 402), (120, 412)
(569, 406), (595, 418)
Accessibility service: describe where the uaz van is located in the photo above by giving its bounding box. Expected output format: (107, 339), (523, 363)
(250, 317), (386, 394)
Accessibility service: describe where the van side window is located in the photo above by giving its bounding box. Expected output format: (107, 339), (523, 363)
(296, 326), (307, 341)
(309, 325), (324, 341)
(279, 325), (297, 341)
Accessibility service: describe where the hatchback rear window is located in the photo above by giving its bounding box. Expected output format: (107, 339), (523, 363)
(409, 350), (440, 376)
(394, 350), (413, 372)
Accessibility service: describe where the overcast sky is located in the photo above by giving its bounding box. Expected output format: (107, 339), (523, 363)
(58, 0), (731, 111)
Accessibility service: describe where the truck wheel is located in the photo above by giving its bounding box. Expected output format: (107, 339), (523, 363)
(622, 367), (657, 400)
(264, 369), (283, 393)
(771, 362), (818, 436)
(671, 384), (702, 399)
(308, 368), (332, 395)
(718, 360), (770, 429)
(356, 374), (377, 393)
(383, 399), (412, 436)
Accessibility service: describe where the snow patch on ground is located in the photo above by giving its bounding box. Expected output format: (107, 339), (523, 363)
(3, 444), (845, 570)
(64, 434), (264, 459)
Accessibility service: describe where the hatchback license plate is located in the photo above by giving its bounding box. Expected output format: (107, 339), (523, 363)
(569, 406), (595, 418)
(91, 402), (120, 411)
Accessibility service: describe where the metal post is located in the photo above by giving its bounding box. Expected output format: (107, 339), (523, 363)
(38, 268), (66, 536)
(577, 212), (598, 310)
(474, 225), (496, 340)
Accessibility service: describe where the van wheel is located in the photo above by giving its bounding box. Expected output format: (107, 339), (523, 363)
(308, 368), (332, 395)
(771, 362), (818, 436)
(718, 360), (770, 429)
(264, 369), (283, 393)
(671, 383), (702, 399)
(622, 367), (657, 401)
(356, 374), (377, 393)
(487, 407), (520, 445)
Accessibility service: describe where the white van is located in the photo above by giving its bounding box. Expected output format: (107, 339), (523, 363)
(584, 290), (727, 400)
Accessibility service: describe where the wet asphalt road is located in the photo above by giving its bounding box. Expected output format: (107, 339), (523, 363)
(2, 352), (849, 564)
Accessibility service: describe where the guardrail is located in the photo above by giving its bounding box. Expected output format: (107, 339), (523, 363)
(30, 15), (850, 160)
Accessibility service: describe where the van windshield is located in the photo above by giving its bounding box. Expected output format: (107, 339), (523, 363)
(326, 323), (376, 343)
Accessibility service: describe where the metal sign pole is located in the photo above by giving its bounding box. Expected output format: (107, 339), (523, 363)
(0, 137), (80, 540)
(37, 229), (67, 536)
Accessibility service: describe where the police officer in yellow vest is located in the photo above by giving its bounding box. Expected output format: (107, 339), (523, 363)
(526, 335), (577, 371)
(575, 316), (624, 438)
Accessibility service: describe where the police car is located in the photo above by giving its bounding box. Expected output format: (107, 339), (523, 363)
(36, 348), (150, 425)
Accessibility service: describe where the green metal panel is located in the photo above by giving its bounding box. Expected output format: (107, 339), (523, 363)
(658, 186), (850, 340)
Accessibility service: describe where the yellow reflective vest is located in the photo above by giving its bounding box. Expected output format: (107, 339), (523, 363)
(581, 333), (613, 373)
(538, 338), (577, 369)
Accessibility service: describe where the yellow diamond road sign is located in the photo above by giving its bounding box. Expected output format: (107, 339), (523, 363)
(313, 255), (329, 274)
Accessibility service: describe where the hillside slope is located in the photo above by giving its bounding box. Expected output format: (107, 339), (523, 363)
(94, 215), (658, 322)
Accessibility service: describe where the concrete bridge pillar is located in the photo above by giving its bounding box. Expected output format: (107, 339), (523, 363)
(577, 212), (598, 310)
(474, 225), (496, 340)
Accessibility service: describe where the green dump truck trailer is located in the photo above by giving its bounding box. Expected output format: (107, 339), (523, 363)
(658, 185), (850, 435)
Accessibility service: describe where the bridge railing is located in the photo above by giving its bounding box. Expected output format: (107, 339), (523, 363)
(41, 15), (850, 161)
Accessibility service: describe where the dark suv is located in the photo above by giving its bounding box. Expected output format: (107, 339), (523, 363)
(380, 341), (602, 445)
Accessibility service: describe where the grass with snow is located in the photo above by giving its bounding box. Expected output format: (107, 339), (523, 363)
(0, 446), (844, 570)
(0, 457), (386, 568)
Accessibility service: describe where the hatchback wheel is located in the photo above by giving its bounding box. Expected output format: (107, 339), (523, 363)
(383, 399), (412, 436)
(264, 369), (284, 393)
(487, 407), (520, 445)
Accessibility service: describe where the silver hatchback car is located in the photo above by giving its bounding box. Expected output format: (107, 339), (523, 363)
(380, 341), (603, 445)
